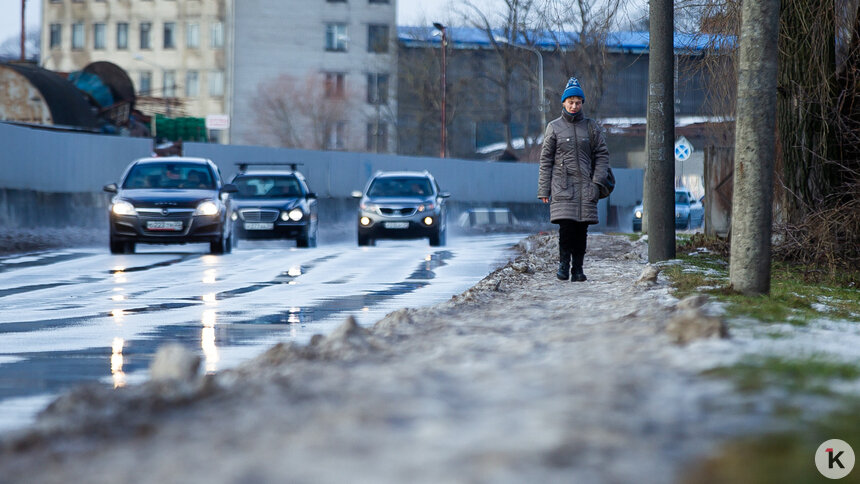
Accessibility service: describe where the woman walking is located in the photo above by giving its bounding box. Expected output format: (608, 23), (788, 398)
(537, 77), (611, 281)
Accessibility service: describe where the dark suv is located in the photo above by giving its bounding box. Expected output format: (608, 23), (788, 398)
(229, 164), (318, 247)
(104, 157), (238, 254)
(352, 171), (450, 246)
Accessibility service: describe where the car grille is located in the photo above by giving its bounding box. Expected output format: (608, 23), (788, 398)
(240, 209), (279, 222)
(379, 207), (416, 216)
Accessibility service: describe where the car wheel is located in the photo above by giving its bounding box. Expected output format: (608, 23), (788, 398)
(109, 238), (124, 254)
(358, 233), (373, 246)
(429, 229), (445, 247)
(210, 235), (227, 254)
(686, 215), (692, 230)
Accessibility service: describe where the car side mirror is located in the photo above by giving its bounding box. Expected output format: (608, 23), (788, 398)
(351, 190), (363, 198)
(306, 192), (317, 199)
(103, 183), (118, 193)
(221, 183), (239, 194)
(439, 192), (451, 199)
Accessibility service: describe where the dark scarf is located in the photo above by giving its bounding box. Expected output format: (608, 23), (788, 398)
(562, 109), (584, 124)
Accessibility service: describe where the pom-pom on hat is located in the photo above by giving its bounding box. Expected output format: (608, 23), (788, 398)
(561, 77), (585, 103)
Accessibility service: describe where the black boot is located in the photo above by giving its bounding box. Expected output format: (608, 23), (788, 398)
(571, 252), (587, 282)
(556, 249), (571, 281)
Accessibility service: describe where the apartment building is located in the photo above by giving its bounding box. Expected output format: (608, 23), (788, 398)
(40, 0), (397, 151)
(230, 0), (396, 151)
(41, 0), (229, 127)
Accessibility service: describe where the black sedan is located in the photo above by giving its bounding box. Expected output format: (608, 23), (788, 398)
(230, 168), (318, 247)
(104, 157), (238, 254)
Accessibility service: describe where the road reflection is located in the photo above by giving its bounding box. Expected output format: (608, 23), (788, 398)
(201, 310), (219, 373)
(111, 337), (126, 388)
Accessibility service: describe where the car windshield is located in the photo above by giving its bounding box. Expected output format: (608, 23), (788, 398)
(123, 163), (215, 189)
(234, 176), (302, 199)
(367, 177), (433, 198)
(675, 191), (690, 204)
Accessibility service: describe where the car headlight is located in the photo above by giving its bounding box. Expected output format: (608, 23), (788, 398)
(360, 202), (379, 213)
(418, 203), (436, 212)
(194, 201), (220, 216)
(231, 212), (238, 221)
(634, 210), (642, 219)
(111, 201), (137, 216)
(288, 208), (304, 221)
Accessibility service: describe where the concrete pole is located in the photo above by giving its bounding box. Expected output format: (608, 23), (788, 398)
(729, 0), (779, 294)
(20, 0), (26, 61)
(645, 0), (676, 262)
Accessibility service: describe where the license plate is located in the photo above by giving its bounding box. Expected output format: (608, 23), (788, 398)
(384, 222), (409, 229)
(244, 222), (274, 230)
(146, 220), (183, 231)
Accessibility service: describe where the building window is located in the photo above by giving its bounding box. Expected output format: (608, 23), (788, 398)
(93, 23), (106, 49)
(208, 70), (224, 97)
(163, 70), (176, 97)
(71, 23), (84, 50)
(366, 122), (388, 152)
(324, 121), (346, 150)
(139, 71), (152, 95)
(210, 21), (224, 48)
(117, 22), (129, 49)
(49, 24), (62, 49)
(186, 71), (199, 97)
(186, 22), (199, 49)
(163, 22), (176, 49)
(367, 24), (389, 53)
(140, 22), (152, 49)
(325, 23), (348, 52)
(367, 73), (389, 105)
(324, 72), (345, 98)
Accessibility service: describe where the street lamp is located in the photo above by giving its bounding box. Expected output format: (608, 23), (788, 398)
(494, 35), (546, 129)
(133, 54), (172, 118)
(432, 22), (447, 158)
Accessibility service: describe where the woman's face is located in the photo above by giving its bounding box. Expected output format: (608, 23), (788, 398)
(563, 96), (583, 114)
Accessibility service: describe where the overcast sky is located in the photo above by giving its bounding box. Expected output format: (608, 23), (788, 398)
(0, 0), (493, 43)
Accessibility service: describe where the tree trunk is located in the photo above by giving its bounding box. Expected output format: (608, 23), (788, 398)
(729, 0), (779, 295)
(645, 0), (676, 262)
(777, 0), (839, 222)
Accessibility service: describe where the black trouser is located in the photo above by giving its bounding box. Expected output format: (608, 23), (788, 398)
(558, 220), (589, 270)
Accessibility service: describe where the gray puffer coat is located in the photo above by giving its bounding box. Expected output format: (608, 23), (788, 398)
(537, 111), (611, 224)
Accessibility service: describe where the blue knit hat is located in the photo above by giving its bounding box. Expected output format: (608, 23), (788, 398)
(561, 77), (585, 103)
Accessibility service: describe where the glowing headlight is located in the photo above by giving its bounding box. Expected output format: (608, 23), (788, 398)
(231, 212), (238, 221)
(360, 216), (371, 226)
(634, 210), (642, 219)
(423, 216), (434, 226)
(288, 209), (304, 221)
(360, 203), (379, 213)
(417, 203), (436, 212)
(112, 201), (136, 216)
(194, 201), (220, 216)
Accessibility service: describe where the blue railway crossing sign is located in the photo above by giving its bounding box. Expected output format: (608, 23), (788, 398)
(674, 136), (693, 162)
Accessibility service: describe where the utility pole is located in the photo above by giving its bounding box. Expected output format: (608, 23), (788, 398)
(729, 0), (779, 294)
(433, 22), (447, 158)
(645, 0), (676, 262)
(20, 0), (26, 61)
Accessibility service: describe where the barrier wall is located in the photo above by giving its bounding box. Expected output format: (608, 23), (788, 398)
(0, 122), (643, 230)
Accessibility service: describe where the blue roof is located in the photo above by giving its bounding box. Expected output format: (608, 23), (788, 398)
(398, 26), (733, 53)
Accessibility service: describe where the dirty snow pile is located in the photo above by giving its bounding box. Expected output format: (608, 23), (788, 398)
(0, 233), (783, 484)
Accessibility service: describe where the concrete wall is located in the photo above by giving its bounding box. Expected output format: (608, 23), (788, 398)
(0, 122), (643, 231)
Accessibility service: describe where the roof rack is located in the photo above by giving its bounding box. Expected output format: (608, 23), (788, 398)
(236, 162), (304, 173)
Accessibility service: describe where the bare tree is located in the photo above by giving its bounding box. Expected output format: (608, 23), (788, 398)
(250, 74), (360, 151)
(460, 0), (542, 152)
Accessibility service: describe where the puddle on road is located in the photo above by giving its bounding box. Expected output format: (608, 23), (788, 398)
(107, 254), (201, 274)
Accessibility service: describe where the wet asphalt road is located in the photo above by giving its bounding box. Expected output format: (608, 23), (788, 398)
(0, 233), (525, 432)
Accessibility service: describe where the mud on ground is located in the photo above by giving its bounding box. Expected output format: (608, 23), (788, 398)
(0, 233), (774, 484)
